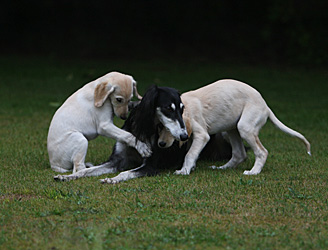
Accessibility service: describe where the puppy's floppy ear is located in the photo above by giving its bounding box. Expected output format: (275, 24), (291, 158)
(132, 79), (143, 100)
(94, 81), (115, 107)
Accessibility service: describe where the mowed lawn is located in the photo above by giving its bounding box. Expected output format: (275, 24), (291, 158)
(0, 56), (327, 249)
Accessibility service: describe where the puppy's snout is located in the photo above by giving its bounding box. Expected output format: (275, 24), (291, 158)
(158, 141), (166, 148)
(180, 133), (188, 141)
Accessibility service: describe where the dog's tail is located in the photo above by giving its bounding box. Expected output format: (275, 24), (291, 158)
(268, 108), (311, 156)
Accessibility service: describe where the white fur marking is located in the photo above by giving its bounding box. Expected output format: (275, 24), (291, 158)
(171, 103), (176, 110)
(156, 108), (186, 140)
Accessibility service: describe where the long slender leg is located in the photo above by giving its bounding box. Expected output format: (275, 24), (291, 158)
(71, 133), (89, 173)
(199, 133), (232, 161)
(174, 131), (210, 175)
(241, 133), (268, 175)
(100, 159), (158, 184)
(98, 122), (152, 157)
(237, 111), (268, 175)
(54, 162), (119, 181)
(54, 142), (136, 181)
(210, 129), (247, 170)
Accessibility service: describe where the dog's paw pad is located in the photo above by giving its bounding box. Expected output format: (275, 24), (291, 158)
(243, 170), (260, 175)
(174, 170), (189, 175)
(142, 148), (152, 158)
(136, 142), (152, 158)
(100, 178), (107, 183)
(54, 175), (78, 181)
(100, 178), (118, 184)
(54, 175), (65, 181)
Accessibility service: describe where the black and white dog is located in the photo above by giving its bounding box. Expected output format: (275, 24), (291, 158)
(54, 86), (187, 182)
(54, 85), (232, 183)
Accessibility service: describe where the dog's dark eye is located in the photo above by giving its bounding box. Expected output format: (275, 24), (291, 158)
(165, 106), (174, 112)
(116, 98), (123, 103)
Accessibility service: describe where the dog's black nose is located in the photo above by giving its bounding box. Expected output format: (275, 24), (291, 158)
(158, 141), (166, 148)
(180, 133), (188, 141)
(120, 115), (127, 120)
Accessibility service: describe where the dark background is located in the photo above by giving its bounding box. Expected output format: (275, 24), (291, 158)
(1, 0), (327, 66)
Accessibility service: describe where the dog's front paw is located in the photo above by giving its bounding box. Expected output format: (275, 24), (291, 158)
(174, 169), (190, 175)
(100, 178), (120, 184)
(136, 141), (152, 158)
(54, 175), (66, 181)
(54, 174), (77, 181)
(243, 170), (260, 175)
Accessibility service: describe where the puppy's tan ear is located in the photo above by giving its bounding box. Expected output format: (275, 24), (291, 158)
(94, 82), (115, 107)
(132, 79), (142, 100)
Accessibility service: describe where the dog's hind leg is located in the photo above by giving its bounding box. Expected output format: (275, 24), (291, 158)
(241, 134), (268, 175)
(100, 160), (157, 184)
(54, 142), (132, 181)
(237, 113), (268, 175)
(211, 129), (247, 170)
(241, 133), (268, 175)
(54, 162), (119, 181)
(71, 133), (89, 173)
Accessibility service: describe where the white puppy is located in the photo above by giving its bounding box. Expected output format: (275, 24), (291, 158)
(47, 72), (151, 173)
(162, 79), (311, 175)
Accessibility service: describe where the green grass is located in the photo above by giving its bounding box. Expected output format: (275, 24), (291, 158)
(0, 56), (327, 249)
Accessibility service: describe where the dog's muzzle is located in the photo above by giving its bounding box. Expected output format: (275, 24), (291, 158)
(180, 132), (188, 141)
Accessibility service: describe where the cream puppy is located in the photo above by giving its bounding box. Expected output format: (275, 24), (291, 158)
(161, 79), (311, 176)
(47, 72), (151, 173)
